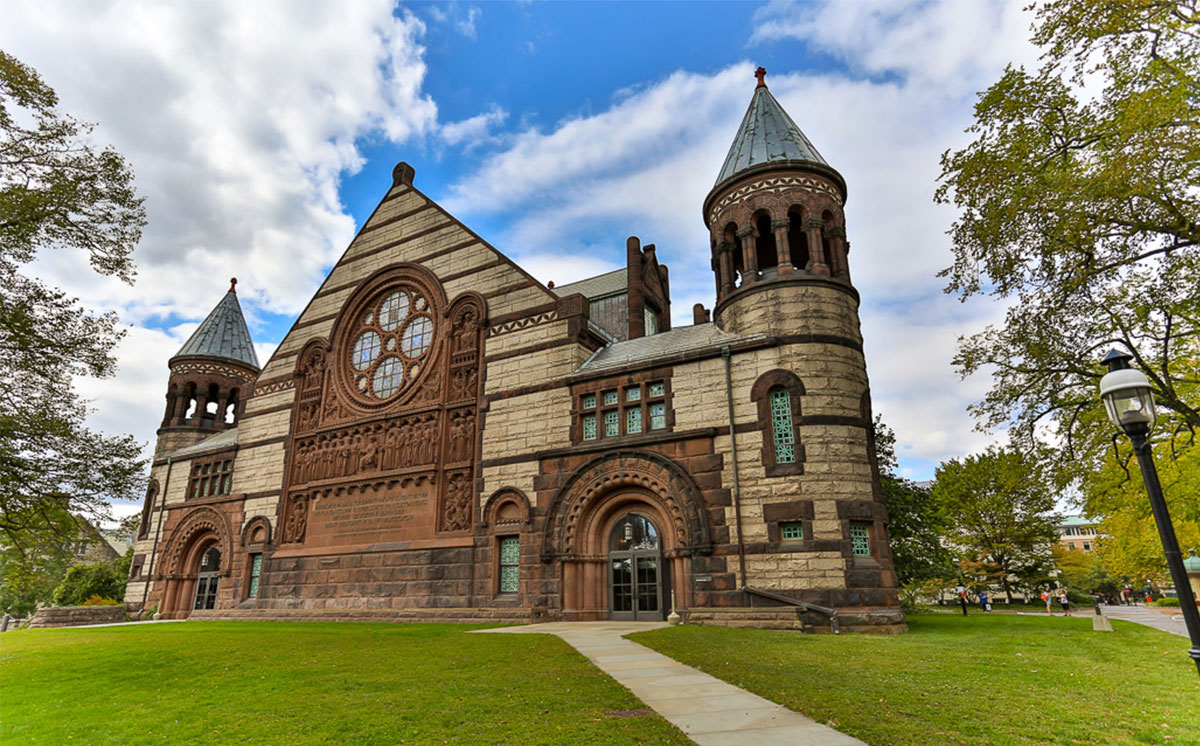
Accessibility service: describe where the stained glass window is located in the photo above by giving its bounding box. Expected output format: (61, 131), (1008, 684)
(626, 387), (641, 402)
(248, 553), (262, 598)
(605, 410), (619, 437)
(582, 414), (597, 440)
(649, 403), (666, 430)
(644, 306), (659, 336)
(352, 332), (381, 370)
(401, 317), (433, 357)
(627, 408), (642, 434)
(648, 382), (665, 398)
(604, 391), (619, 406)
(498, 536), (519, 593)
(770, 389), (795, 464)
(582, 394), (596, 409)
(850, 522), (871, 556)
(781, 522), (804, 541)
(372, 357), (403, 398)
(378, 292), (409, 331)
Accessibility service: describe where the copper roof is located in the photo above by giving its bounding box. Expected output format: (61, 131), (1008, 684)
(172, 289), (260, 369)
(714, 82), (829, 188)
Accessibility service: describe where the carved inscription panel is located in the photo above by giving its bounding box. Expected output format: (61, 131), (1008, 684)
(300, 477), (437, 547)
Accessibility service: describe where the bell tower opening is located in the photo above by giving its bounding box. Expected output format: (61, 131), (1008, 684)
(754, 212), (778, 275)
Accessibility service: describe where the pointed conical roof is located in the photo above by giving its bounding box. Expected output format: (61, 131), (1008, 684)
(172, 279), (260, 370)
(713, 71), (832, 189)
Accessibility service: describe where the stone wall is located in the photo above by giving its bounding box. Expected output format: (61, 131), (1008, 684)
(28, 605), (125, 628)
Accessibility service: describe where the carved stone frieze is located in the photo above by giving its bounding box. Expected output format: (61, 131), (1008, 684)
(441, 471), (472, 532)
(707, 175), (843, 224)
(290, 413), (441, 486)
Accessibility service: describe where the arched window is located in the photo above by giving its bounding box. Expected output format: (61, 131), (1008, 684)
(787, 208), (809, 270)
(750, 370), (805, 476)
(754, 213), (778, 273)
(724, 223), (744, 285)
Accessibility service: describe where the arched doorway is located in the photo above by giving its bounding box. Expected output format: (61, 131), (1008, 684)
(608, 513), (663, 621)
(192, 545), (221, 611)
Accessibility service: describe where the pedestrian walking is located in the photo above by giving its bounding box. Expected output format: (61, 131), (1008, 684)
(979, 591), (989, 612)
(1041, 589), (1053, 615)
(1058, 589), (1071, 617)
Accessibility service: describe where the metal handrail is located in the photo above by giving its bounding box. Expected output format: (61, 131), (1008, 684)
(745, 585), (840, 634)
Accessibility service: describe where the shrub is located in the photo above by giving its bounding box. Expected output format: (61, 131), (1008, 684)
(51, 562), (126, 607)
(1153, 597), (1180, 607)
(80, 595), (122, 606)
(1066, 589), (1095, 606)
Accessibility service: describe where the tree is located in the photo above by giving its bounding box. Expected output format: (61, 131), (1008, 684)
(0, 50), (147, 550)
(872, 417), (952, 584)
(51, 556), (129, 607)
(0, 507), (80, 616)
(931, 446), (1060, 602)
(936, 1), (1200, 480)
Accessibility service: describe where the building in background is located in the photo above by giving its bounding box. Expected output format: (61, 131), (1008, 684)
(1057, 514), (1102, 553)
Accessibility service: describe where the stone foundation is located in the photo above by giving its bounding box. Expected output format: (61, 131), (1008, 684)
(682, 605), (906, 633)
(189, 606), (538, 624)
(27, 605), (126, 628)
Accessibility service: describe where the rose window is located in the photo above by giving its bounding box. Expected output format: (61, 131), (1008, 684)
(345, 287), (435, 401)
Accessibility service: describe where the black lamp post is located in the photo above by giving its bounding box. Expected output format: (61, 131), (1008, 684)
(1099, 349), (1200, 678)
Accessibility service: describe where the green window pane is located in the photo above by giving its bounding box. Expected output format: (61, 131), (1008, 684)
(582, 394), (596, 409)
(648, 382), (665, 398)
(644, 307), (659, 336)
(781, 523), (804, 541)
(627, 408), (642, 434)
(582, 414), (597, 441)
(649, 403), (666, 430)
(626, 388), (641, 402)
(770, 389), (795, 464)
(248, 554), (262, 598)
(604, 391), (619, 406)
(499, 536), (520, 593)
(604, 410), (619, 437)
(850, 522), (871, 556)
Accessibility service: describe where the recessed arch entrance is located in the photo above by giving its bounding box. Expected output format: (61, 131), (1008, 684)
(157, 507), (232, 619)
(542, 451), (713, 621)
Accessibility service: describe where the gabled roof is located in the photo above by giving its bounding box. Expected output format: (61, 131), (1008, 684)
(576, 323), (766, 374)
(714, 81), (830, 188)
(552, 268), (627, 300)
(172, 285), (260, 370)
(170, 427), (239, 459)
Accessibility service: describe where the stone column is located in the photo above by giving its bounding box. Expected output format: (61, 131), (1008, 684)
(737, 227), (759, 284)
(171, 386), (191, 425)
(718, 240), (735, 298)
(772, 218), (793, 276)
(804, 217), (830, 277)
(827, 226), (850, 281)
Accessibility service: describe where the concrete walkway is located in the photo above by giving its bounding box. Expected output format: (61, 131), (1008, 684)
(476, 622), (865, 746)
(1101, 604), (1190, 638)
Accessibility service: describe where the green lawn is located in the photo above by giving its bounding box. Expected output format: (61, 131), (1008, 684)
(631, 614), (1200, 746)
(0, 622), (691, 745)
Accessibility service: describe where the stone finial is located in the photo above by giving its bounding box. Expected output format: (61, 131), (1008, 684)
(229, 277), (237, 293)
(755, 66), (767, 89)
(392, 161), (416, 188)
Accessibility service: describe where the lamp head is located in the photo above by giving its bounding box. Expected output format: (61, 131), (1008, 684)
(1098, 348), (1155, 432)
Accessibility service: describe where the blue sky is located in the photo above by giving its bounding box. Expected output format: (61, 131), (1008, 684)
(2, 0), (1040, 520)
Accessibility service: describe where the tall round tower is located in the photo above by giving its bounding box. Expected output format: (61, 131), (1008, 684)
(155, 279), (261, 458)
(705, 68), (901, 628)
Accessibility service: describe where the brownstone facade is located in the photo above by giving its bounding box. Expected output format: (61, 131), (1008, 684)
(126, 78), (904, 632)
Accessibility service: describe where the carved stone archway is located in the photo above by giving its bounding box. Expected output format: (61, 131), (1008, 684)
(541, 451), (712, 619)
(156, 507), (233, 619)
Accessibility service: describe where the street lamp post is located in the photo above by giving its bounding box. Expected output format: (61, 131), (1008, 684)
(1099, 349), (1200, 678)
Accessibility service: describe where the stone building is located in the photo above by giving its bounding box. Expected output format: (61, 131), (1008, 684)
(124, 70), (904, 632)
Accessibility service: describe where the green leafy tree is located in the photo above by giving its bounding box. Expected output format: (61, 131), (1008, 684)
(932, 446), (1060, 602)
(0, 50), (147, 550)
(872, 417), (952, 584)
(936, 0), (1200, 480)
(51, 557), (128, 607)
(0, 507), (80, 616)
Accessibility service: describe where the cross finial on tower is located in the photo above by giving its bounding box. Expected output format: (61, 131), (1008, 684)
(230, 277), (238, 293)
(755, 66), (767, 89)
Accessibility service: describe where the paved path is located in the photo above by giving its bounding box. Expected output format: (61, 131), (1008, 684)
(1101, 604), (1190, 638)
(477, 622), (864, 746)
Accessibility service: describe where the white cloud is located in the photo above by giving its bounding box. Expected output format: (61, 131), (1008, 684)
(441, 104), (509, 149)
(3, 0), (437, 325)
(456, 6), (482, 40)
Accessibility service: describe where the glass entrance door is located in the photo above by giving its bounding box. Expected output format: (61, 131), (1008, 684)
(192, 546), (221, 611)
(608, 514), (663, 621)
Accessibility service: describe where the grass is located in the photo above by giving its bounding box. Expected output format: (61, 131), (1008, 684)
(0, 622), (691, 745)
(631, 614), (1200, 746)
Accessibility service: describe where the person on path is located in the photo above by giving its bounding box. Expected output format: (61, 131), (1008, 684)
(979, 591), (989, 612)
(1041, 589), (1053, 615)
(1058, 589), (1071, 617)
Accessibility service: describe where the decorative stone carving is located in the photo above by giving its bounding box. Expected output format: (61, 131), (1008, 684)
(441, 471), (472, 532)
(283, 495), (308, 544)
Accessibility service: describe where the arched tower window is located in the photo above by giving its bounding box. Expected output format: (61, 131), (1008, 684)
(750, 370), (806, 476)
(723, 223), (744, 285)
(787, 208), (809, 270)
(821, 210), (835, 275)
(754, 213), (778, 273)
